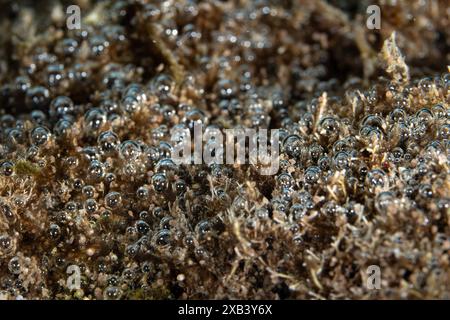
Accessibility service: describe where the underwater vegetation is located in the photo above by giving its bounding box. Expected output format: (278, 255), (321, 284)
(0, 0), (449, 299)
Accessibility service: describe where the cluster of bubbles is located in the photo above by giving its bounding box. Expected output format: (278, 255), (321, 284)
(0, 0), (449, 300)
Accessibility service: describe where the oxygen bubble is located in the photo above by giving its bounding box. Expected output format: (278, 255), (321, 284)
(418, 77), (434, 94)
(360, 125), (384, 141)
(100, 99), (119, 114)
(153, 207), (164, 219)
(50, 96), (74, 119)
(105, 173), (116, 184)
(30, 110), (47, 124)
(49, 223), (61, 239)
(416, 108), (434, 124)
(122, 163), (138, 176)
(121, 95), (141, 114)
(8, 256), (21, 275)
(293, 233), (303, 245)
(1, 204), (14, 220)
(136, 220), (150, 235)
(119, 140), (141, 161)
(1, 161), (14, 176)
(158, 142), (173, 159)
(57, 38), (79, 57)
(54, 118), (73, 137)
(84, 198), (98, 214)
(183, 234), (195, 247)
(390, 108), (407, 123)
(103, 70), (125, 89)
(144, 146), (161, 166)
(160, 216), (173, 230)
(73, 179), (83, 190)
(123, 83), (147, 102)
(82, 185), (95, 198)
(65, 156), (78, 168)
(277, 173), (294, 188)
(216, 78), (236, 99)
(98, 131), (120, 154)
(154, 229), (171, 246)
(103, 287), (122, 300)
(318, 116), (340, 137)
(84, 108), (107, 131)
(256, 207), (269, 219)
(7, 128), (25, 147)
(122, 268), (135, 281)
(333, 151), (350, 170)
(272, 198), (287, 213)
(431, 104), (446, 119)
(309, 144), (324, 161)
(101, 210), (111, 219)
(418, 184), (433, 198)
(195, 247), (208, 260)
(304, 166), (320, 184)
(438, 124), (450, 139)
(183, 109), (207, 130)
(15, 75), (31, 92)
(0, 235), (12, 251)
(105, 192), (122, 209)
(26, 86), (50, 110)
(139, 211), (150, 221)
(136, 186), (149, 200)
(282, 134), (304, 158)
(375, 191), (395, 214)
(321, 201), (337, 216)
(89, 35), (110, 57)
(31, 126), (50, 146)
(152, 173), (168, 193)
(88, 160), (104, 181)
(390, 147), (404, 162)
(196, 220), (212, 238)
(366, 169), (387, 192)
(318, 156), (331, 171)
(290, 203), (306, 220)
(66, 202), (77, 212)
(150, 74), (174, 96)
(175, 179), (187, 194)
(0, 114), (15, 128)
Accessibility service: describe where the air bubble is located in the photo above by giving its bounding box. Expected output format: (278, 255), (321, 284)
(304, 166), (320, 184)
(88, 160), (104, 181)
(154, 229), (171, 246)
(183, 109), (207, 130)
(8, 256), (21, 275)
(150, 74), (174, 96)
(375, 191), (395, 214)
(136, 220), (150, 235)
(98, 131), (120, 154)
(103, 287), (122, 300)
(119, 140), (141, 161)
(282, 134), (304, 158)
(84, 198), (98, 214)
(418, 184), (433, 198)
(0, 235), (12, 252)
(105, 191), (122, 209)
(1, 161), (14, 176)
(26, 86), (50, 110)
(31, 126), (50, 146)
(84, 108), (107, 131)
(366, 169), (387, 192)
(82, 185), (96, 198)
(49, 224), (61, 239)
(136, 186), (149, 200)
(277, 173), (295, 188)
(318, 116), (339, 138)
(152, 173), (168, 193)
